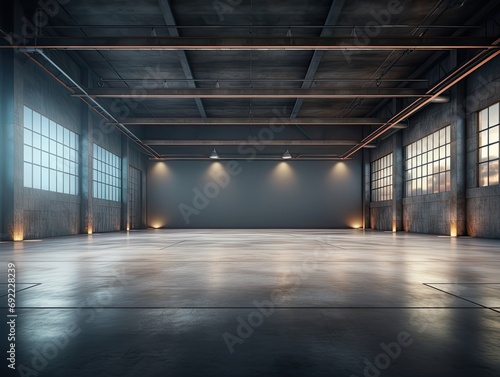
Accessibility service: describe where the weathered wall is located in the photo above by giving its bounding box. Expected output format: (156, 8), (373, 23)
(0, 27), (149, 240)
(148, 159), (363, 229)
(368, 43), (500, 238)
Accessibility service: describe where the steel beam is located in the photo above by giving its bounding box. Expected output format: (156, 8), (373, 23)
(143, 140), (370, 147)
(74, 87), (433, 99)
(3, 36), (498, 50)
(291, 0), (346, 119)
(157, 0), (207, 118)
(107, 117), (405, 126)
(341, 45), (500, 158)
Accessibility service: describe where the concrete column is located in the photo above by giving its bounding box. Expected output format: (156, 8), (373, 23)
(121, 135), (129, 231)
(80, 69), (93, 234)
(0, 49), (15, 240)
(392, 133), (404, 231)
(1, 1), (24, 240)
(450, 81), (467, 237)
(362, 148), (371, 229)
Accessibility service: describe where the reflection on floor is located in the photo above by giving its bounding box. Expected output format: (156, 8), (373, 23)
(1, 229), (499, 377)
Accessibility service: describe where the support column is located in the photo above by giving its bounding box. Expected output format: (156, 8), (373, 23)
(1, 1), (24, 241)
(0, 49), (15, 240)
(121, 135), (129, 231)
(362, 148), (371, 230)
(80, 68), (93, 234)
(392, 133), (404, 232)
(450, 81), (467, 237)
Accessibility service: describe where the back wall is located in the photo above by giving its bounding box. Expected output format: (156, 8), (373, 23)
(147, 159), (362, 228)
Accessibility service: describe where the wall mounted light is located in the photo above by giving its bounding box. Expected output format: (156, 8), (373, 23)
(210, 149), (220, 159)
(282, 149), (292, 160)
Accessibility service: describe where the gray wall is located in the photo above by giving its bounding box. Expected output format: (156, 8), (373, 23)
(368, 44), (500, 238)
(148, 159), (362, 228)
(0, 5), (149, 239)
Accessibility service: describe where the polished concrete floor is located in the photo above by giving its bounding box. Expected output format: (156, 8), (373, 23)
(1, 229), (500, 377)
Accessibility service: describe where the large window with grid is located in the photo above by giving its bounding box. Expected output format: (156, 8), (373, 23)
(478, 102), (499, 186)
(23, 106), (79, 195)
(405, 126), (451, 197)
(93, 144), (121, 202)
(371, 154), (393, 202)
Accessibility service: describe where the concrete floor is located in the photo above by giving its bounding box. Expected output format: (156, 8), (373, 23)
(1, 229), (500, 377)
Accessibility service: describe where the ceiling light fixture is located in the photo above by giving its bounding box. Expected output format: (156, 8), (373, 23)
(282, 149), (292, 160)
(210, 149), (220, 159)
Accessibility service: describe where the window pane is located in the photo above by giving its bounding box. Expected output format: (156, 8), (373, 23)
(41, 151), (49, 167)
(489, 103), (499, 126)
(24, 145), (32, 163)
(33, 133), (41, 149)
(24, 129), (32, 146)
(479, 109), (488, 131)
(24, 162), (32, 188)
(431, 175), (438, 193)
(479, 163), (489, 187)
(41, 167), (49, 191)
(50, 170), (57, 192)
(489, 160), (499, 185)
(33, 165), (41, 189)
(41, 117), (49, 136)
(50, 140), (57, 154)
(479, 147), (488, 163)
(50, 120), (57, 139)
(490, 126), (499, 144)
(57, 125), (64, 143)
(57, 171), (64, 193)
(32, 112), (41, 133)
(489, 143), (499, 160)
(64, 174), (70, 194)
(41, 137), (49, 152)
(33, 148), (41, 165)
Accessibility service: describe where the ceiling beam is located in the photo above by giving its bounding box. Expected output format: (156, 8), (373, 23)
(5, 36), (498, 50)
(74, 87), (437, 99)
(291, 0), (346, 119)
(157, 0), (206, 118)
(143, 140), (372, 147)
(107, 117), (406, 126)
(342, 45), (500, 158)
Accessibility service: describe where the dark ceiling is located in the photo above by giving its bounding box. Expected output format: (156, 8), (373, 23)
(3, 0), (500, 159)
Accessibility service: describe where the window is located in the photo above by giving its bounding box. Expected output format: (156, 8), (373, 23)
(371, 153), (393, 202)
(93, 144), (121, 201)
(405, 126), (451, 197)
(23, 106), (79, 195)
(478, 102), (499, 186)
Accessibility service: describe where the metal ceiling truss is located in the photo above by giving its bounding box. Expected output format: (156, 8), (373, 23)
(106, 118), (408, 127)
(342, 40), (500, 158)
(73, 88), (448, 99)
(3, 36), (498, 51)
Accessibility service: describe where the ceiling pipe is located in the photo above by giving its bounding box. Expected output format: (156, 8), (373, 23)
(142, 140), (375, 147)
(71, 87), (445, 100)
(106, 118), (407, 126)
(341, 43), (500, 159)
(32, 49), (160, 158)
(6, 36), (499, 51)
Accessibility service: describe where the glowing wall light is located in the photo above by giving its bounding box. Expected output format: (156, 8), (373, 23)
(450, 224), (458, 237)
(10, 218), (24, 241)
